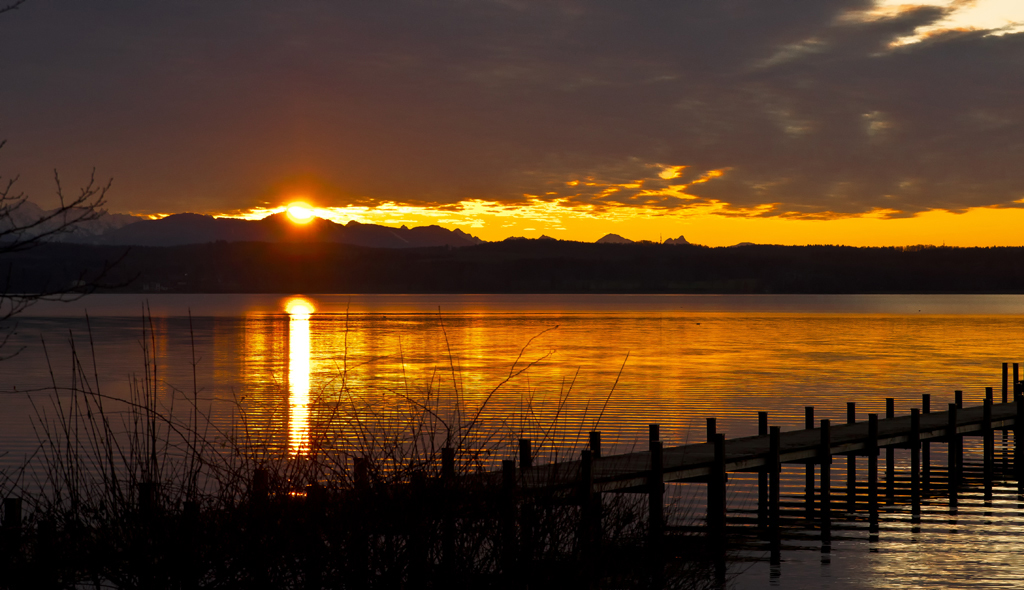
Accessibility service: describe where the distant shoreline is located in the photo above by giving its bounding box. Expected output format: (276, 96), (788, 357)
(9, 241), (1024, 295)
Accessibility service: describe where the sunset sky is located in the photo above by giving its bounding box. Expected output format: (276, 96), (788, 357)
(1, 0), (1022, 246)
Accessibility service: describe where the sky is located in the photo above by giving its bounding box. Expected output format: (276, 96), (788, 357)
(1, 0), (1022, 246)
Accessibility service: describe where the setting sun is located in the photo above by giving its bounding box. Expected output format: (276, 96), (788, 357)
(286, 202), (316, 224)
(284, 296), (316, 318)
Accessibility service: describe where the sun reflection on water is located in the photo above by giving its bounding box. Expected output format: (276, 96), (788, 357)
(285, 296), (315, 456)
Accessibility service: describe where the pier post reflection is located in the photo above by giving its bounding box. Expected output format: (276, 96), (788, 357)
(286, 297), (314, 456)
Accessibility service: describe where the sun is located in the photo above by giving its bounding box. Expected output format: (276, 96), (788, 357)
(284, 296), (316, 318)
(286, 202), (316, 224)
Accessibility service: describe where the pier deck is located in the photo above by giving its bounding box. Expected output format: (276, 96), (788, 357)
(518, 399), (1017, 494)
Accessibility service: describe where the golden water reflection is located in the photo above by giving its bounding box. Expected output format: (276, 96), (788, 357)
(285, 297), (314, 456)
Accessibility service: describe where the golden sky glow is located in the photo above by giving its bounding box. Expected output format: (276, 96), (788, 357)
(205, 198), (1024, 248)
(872, 0), (1024, 43)
(12, 2), (1021, 248)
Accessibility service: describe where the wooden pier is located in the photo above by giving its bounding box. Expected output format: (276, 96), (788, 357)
(519, 395), (1017, 496)
(493, 362), (1024, 584)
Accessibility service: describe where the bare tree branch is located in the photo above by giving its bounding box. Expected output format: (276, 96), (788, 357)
(0, 139), (124, 348)
(0, 1), (27, 16)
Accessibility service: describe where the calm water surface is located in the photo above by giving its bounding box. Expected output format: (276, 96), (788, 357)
(2, 293), (1024, 588)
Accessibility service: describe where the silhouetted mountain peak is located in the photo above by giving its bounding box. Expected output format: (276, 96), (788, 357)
(596, 233), (633, 244)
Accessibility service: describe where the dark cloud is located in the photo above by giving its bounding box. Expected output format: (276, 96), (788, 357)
(0, 0), (1020, 218)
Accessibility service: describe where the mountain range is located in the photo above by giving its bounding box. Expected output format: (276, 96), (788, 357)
(3, 203), (692, 248)
(86, 212), (484, 248)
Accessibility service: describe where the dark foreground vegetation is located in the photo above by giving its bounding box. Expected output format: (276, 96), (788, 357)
(8, 240), (1024, 294)
(0, 321), (719, 589)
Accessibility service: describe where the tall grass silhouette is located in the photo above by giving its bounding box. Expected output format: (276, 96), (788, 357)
(0, 309), (717, 589)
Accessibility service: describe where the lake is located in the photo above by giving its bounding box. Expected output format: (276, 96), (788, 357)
(2, 293), (1024, 588)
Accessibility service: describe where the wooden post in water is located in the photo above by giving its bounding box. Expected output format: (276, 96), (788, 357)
(948, 403), (960, 492)
(501, 460), (517, 576)
(769, 427), (782, 555)
(847, 402), (856, 515)
(805, 406), (815, 522)
(922, 394), (931, 492)
(579, 449), (597, 581)
(708, 434), (727, 532)
(351, 458), (370, 589)
(758, 412), (769, 533)
(1015, 395), (1024, 481)
(519, 439), (533, 470)
(1015, 363), (1020, 398)
(442, 447), (455, 480)
(955, 390), (963, 409)
(648, 436), (666, 590)
(441, 446), (455, 578)
(1004, 363), (1010, 404)
(710, 433), (727, 586)
(819, 419), (832, 546)
(2, 497), (21, 529)
(588, 430), (603, 537)
(984, 398), (994, 497)
(2, 496), (23, 578)
(910, 409), (921, 515)
(886, 398), (895, 504)
(649, 421), (663, 552)
(518, 439), (532, 471)
(706, 418), (717, 443)
(868, 414), (879, 538)
(649, 438), (664, 547)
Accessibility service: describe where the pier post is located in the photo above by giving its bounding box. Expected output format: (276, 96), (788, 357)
(441, 447), (455, 578)
(769, 427), (781, 555)
(1015, 363), (1020, 398)
(983, 399), (994, 503)
(710, 433), (727, 586)
(758, 412), (769, 533)
(868, 414), (879, 539)
(1004, 362), (1010, 404)
(886, 398), (895, 504)
(706, 418), (717, 443)
(649, 437), (665, 590)
(910, 409), (921, 515)
(247, 469), (266, 527)
(948, 403), (960, 492)
(1015, 395), (1024, 481)
(709, 434), (727, 533)
(805, 406), (815, 522)
(984, 398), (994, 478)
(2, 496), (23, 578)
(955, 390), (963, 409)
(442, 447), (455, 480)
(588, 430), (603, 537)
(519, 439), (533, 471)
(2, 497), (22, 529)
(501, 460), (517, 577)
(923, 394), (931, 492)
(847, 403), (856, 515)
(579, 449), (597, 581)
(819, 419), (832, 546)
(649, 438), (664, 547)
(351, 459), (370, 589)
